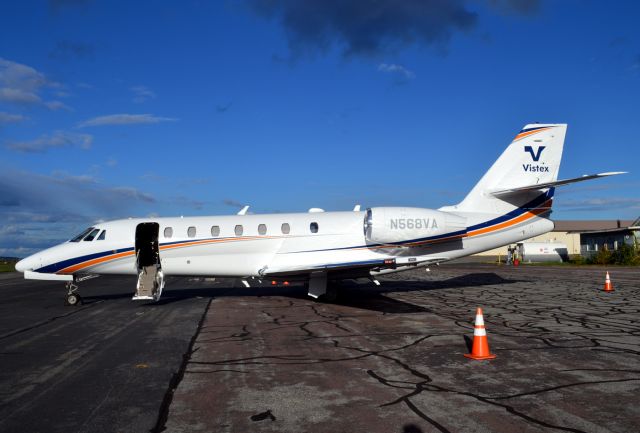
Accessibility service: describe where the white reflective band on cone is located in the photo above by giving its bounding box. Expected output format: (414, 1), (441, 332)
(474, 328), (487, 337)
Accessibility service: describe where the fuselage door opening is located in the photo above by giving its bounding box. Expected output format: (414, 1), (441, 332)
(133, 222), (164, 301)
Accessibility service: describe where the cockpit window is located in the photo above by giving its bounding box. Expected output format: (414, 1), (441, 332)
(70, 227), (95, 242)
(84, 228), (100, 241)
(97, 230), (106, 240)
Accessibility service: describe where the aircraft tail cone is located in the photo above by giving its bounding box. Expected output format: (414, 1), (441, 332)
(464, 307), (496, 360)
(603, 271), (614, 292)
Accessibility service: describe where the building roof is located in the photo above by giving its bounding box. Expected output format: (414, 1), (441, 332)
(552, 220), (635, 232)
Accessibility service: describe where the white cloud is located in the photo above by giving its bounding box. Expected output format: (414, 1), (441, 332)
(77, 113), (178, 128)
(0, 112), (27, 124)
(6, 130), (93, 153)
(0, 167), (158, 257)
(0, 87), (41, 104)
(0, 57), (49, 91)
(51, 170), (97, 184)
(109, 187), (155, 203)
(559, 197), (640, 211)
(0, 57), (69, 109)
(131, 85), (156, 103)
(378, 63), (416, 80)
(44, 100), (72, 111)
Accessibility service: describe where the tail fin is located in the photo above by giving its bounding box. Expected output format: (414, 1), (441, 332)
(447, 124), (567, 214)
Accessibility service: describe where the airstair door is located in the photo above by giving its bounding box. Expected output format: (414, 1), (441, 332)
(133, 222), (164, 301)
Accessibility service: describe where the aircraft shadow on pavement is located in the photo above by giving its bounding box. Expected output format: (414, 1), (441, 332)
(79, 272), (521, 314)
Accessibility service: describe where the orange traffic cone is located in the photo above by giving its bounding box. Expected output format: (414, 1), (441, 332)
(603, 272), (614, 292)
(464, 307), (496, 360)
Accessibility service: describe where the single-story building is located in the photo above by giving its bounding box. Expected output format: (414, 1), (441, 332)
(579, 217), (640, 259)
(474, 219), (636, 259)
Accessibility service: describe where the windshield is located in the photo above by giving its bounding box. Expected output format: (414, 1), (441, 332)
(83, 228), (101, 241)
(70, 227), (95, 242)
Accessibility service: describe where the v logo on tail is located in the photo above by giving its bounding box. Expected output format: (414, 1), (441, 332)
(524, 145), (546, 162)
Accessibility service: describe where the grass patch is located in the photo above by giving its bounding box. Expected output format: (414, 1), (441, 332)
(0, 263), (17, 273)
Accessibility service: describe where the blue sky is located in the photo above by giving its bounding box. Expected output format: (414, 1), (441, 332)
(1, 0), (639, 257)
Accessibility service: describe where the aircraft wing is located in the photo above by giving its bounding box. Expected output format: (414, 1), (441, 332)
(490, 172), (626, 197)
(262, 256), (449, 277)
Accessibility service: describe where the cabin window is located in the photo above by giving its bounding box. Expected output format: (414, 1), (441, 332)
(258, 224), (267, 235)
(164, 227), (173, 238)
(281, 223), (290, 234)
(84, 228), (100, 241)
(188, 226), (196, 238)
(211, 225), (220, 237)
(235, 225), (243, 236)
(310, 222), (319, 233)
(97, 230), (106, 240)
(70, 227), (94, 242)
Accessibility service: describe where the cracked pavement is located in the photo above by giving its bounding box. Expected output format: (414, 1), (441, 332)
(0, 264), (637, 433)
(163, 264), (640, 433)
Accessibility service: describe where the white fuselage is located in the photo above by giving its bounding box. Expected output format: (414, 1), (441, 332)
(16, 204), (554, 280)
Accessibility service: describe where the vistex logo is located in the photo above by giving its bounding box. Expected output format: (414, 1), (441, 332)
(523, 145), (549, 172)
(524, 145), (546, 162)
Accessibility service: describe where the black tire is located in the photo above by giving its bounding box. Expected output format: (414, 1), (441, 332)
(65, 293), (82, 306)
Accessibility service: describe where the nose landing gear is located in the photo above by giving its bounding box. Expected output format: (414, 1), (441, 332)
(63, 275), (98, 306)
(65, 281), (82, 306)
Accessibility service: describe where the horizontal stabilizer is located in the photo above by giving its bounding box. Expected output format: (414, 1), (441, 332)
(490, 172), (626, 197)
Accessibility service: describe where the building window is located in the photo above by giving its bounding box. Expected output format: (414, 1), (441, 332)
(235, 225), (243, 236)
(97, 230), (106, 240)
(258, 224), (267, 235)
(211, 226), (220, 237)
(281, 223), (290, 234)
(164, 227), (173, 238)
(310, 222), (319, 233)
(188, 226), (196, 238)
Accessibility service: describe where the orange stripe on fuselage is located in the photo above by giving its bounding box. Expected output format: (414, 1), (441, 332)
(58, 236), (281, 274)
(60, 250), (135, 274)
(159, 235), (280, 251)
(467, 199), (552, 237)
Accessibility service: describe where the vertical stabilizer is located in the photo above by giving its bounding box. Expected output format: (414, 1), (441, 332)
(446, 124), (566, 214)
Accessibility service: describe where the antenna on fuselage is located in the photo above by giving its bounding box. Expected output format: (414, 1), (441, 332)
(237, 205), (249, 215)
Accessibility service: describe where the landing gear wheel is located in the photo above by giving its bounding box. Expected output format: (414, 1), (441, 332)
(65, 293), (82, 306)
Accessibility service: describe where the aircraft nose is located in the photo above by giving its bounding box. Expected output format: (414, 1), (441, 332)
(15, 255), (37, 273)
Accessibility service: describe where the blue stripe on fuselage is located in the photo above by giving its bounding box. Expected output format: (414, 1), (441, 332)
(36, 246), (134, 273)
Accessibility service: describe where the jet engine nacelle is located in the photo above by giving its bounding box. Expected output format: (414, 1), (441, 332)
(364, 207), (466, 245)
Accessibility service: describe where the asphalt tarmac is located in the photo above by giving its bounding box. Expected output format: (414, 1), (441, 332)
(1, 264), (638, 433)
(0, 273), (214, 433)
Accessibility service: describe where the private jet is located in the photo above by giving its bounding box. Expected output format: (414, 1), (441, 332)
(15, 124), (624, 305)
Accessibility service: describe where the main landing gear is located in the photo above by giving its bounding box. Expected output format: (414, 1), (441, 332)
(65, 281), (82, 306)
(307, 271), (339, 303)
